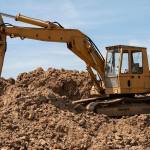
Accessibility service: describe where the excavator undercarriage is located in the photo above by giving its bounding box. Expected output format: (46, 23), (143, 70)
(1, 12), (150, 116)
(72, 95), (150, 116)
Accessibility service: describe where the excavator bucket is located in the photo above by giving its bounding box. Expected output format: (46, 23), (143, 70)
(0, 14), (6, 76)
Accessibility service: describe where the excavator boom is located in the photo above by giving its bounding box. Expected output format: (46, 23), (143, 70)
(0, 13), (105, 90)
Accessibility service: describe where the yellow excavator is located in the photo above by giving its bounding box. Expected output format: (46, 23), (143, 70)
(0, 12), (150, 116)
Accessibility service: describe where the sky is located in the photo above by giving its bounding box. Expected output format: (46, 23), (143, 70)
(1, 0), (150, 78)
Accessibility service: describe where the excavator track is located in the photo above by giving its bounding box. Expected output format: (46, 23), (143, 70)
(73, 96), (150, 116)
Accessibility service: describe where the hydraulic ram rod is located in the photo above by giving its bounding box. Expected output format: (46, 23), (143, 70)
(0, 12), (58, 28)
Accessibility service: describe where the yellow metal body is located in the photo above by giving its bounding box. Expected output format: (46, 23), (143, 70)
(0, 13), (150, 96)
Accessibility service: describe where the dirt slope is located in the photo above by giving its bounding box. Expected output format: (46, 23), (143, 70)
(0, 67), (150, 150)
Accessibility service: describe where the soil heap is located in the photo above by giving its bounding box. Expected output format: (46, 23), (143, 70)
(0, 67), (150, 150)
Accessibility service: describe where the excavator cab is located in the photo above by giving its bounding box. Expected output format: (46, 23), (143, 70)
(105, 45), (150, 95)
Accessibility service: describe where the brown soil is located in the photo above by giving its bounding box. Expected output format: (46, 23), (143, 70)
(0, 67), (150, 150)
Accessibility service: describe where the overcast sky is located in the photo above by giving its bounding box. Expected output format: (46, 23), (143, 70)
(1, 0), (150, 78)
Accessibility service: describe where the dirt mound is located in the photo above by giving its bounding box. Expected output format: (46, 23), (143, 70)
(0, 67), (150, 150)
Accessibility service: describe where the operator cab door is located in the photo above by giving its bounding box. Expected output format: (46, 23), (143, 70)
(105, 49), (119, 93)
(130, 51), (144, 93)
(120, 50), (144, 94)
(119, 51), (131, 93)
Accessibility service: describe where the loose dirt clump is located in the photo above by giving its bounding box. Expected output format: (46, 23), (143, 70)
(0, 67), (150, 150)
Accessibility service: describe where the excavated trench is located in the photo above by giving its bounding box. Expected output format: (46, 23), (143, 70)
(0, 67), (150, 149)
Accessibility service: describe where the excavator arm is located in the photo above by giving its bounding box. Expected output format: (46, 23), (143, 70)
(0, 13), (105, 92)
(0, 15), (6, 76)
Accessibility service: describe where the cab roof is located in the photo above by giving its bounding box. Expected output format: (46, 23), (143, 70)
(106, 45), (146, 50)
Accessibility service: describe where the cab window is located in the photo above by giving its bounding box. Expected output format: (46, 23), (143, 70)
(131, 51), (143, 74)
(106, 49), (119, 76)
(121, 51), (129, 74)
